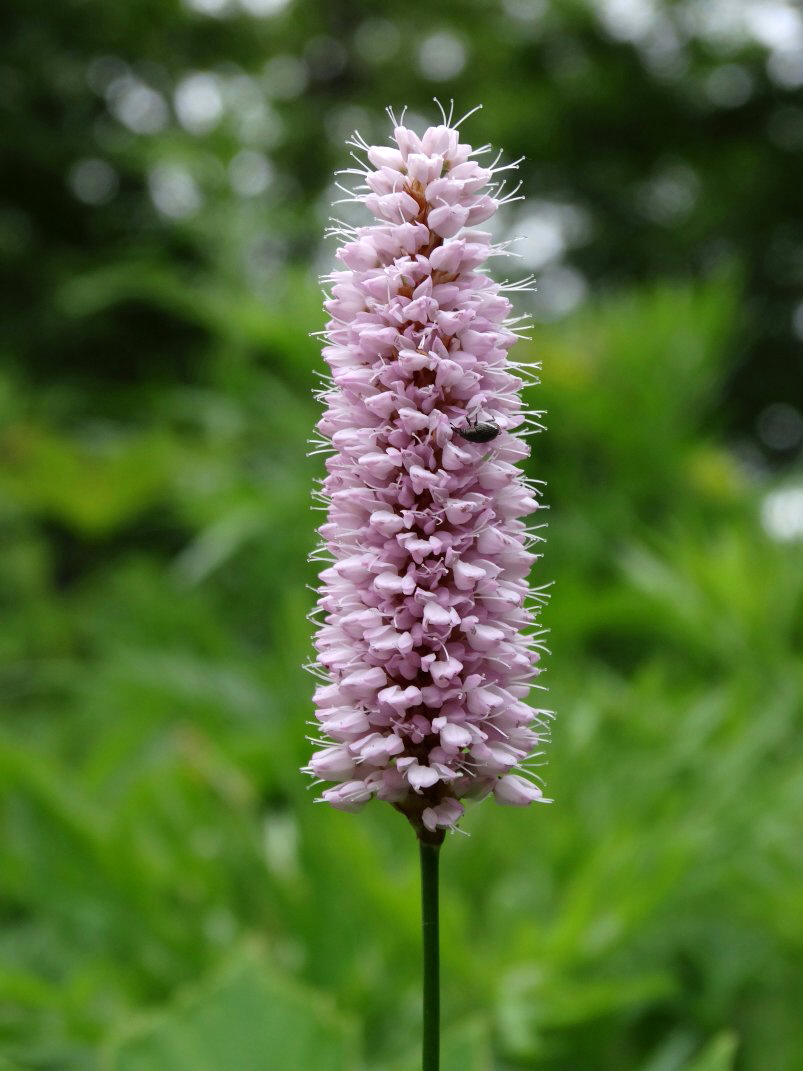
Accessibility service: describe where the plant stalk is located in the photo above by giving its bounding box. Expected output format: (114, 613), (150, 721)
(419, 838), (441, 1071)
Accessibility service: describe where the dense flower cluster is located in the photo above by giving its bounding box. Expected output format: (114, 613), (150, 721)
(305, 105), (550, 839)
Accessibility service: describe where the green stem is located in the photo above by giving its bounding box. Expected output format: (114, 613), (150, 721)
(419, 838), (441, 1071)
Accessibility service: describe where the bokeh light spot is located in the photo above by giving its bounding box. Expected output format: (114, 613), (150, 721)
(263, 55), (308, 99)
(174, 72), (224, 134)
(148, 164), (202, 219)
(762, 486), (803, 541)
(354, 19), (401, 64)
(68, 158), (119, 205)
(229, 150), (273, 197)
(239, 0), (291, 14)
(107, 76), (169, 134)
(705, 64), (753, 106)
(418, 31), (467, 81)
(533, 265), (588, 321)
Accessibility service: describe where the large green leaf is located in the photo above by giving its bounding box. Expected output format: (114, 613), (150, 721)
(105, 948), (360, 1071)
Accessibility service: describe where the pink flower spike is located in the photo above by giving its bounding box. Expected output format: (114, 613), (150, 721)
(305, 106), (549, 840)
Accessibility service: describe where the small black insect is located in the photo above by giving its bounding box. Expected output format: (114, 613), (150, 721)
(456, 417), (500, 444)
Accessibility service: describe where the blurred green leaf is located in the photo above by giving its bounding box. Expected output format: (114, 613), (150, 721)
(105, 946), (360, 1071)
(385, 1017), (492, 1071)
(0, 423), (177, 536)
(680, 1033), (738, 1071)
(441, 1019), (493, 1071)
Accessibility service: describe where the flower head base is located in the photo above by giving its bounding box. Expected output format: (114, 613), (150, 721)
(305, 104), (551, 840)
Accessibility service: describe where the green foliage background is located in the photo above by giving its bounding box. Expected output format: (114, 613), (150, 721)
(1, 1), (801, 1068)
